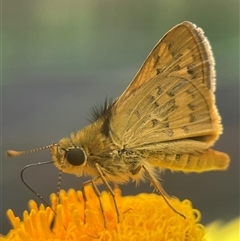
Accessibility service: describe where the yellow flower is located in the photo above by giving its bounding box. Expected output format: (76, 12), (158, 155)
(204, 217), (240, 241)
(3, 187), (206, 241)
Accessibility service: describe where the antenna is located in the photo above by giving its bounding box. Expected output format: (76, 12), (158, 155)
(7, 143), (60, 229)
(6, 144), (56, 157)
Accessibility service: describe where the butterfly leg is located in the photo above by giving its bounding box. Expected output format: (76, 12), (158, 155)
(82, 163), (120, 228)
(142, 165), (186, 219)
(95, 163), (120, 224)
(82, 176), (108, 227)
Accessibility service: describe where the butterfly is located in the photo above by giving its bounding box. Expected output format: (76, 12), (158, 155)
(7, 21), (230, 227)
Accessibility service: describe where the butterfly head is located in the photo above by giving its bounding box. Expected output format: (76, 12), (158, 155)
(50, 139), (88, 176)
(6, 139), (88, 177)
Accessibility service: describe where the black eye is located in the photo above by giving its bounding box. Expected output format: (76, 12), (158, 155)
(65, 148), (86, 166)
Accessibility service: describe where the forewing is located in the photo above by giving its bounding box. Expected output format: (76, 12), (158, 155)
(116, 21), (215, 106)
(109, 21), (222, 153)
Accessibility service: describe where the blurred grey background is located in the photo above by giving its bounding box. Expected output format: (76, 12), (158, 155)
(1, 0), (239, 235)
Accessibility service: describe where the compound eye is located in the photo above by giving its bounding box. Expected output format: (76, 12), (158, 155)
(65, 148), (86, 166)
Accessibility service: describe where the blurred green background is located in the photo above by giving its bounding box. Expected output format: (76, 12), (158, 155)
(2, 0), (239, 235)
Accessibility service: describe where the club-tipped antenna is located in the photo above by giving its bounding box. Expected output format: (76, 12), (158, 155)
(7, 143), (61, 230)
(6, 144), (56, 157)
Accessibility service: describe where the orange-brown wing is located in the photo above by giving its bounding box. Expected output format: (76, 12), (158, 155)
(109, 21), (221, 153)
(115, 21), (215, 107)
